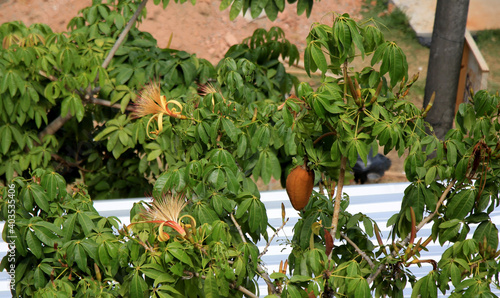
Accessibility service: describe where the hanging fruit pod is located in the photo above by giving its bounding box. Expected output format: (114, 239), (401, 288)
(286, 163), (315, 211)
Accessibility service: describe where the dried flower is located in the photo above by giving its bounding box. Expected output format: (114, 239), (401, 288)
(129, 194), (188, 241)
(132, 81), (188, 139)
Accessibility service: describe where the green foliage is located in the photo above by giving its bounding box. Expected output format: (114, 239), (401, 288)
(0, 169), (264, 297)
(0, 0), (295, 199)
(220, 0), (315, 21)
(1, 1), (500, 298)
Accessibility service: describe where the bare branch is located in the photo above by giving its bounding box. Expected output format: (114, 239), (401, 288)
(230, 213), (277, 295)
(182, 270), (258, 298)
(39, 0), (148, 140)
(328, 155), (347, 262)
(101, 0), (149, 69)
(90, 98), (135, 111)
(38, 111), (72, 141)
(230, 213), (247, 244)
(258, 218), (288, 259)
(367, 180), (456, 284)
(340, 231), (375, 269)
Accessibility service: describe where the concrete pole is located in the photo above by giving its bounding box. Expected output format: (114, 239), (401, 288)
(423, 0), (470, 140)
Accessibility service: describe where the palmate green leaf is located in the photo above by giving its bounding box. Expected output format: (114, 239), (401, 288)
(439, 222), (461, 245)
(141, 263), (174, 281)
(77, 211), (96, 236)
(296, 0), (312, 17)
(371, 41), (389, 67)
(221, 117), (239, 142)
(130, 271), (149, 298)
(225, 168), (240, 194)
(303, 45), (317, 76)
(26, 229), (43, 258)
(33, 266), (47, 289)
(73, 242), (89, 272)
(402, 183), (426, 223)
(347, 18), (364, 58)
(168, 242), (194, 267)
(114, 65), (134, 84)
(207, 168), (225, 190)
(265, 0), (279, 21)
(193, 201), (219, 225)
(310, 43), (327, 73)
(473, 221), (499, 250)
(425, 166), (437, 186)
(29, 184), (50, 212)
(32, 225), (59, 247)
(446, 189), (475, 220)
(333, 16), (352, 59)
(204, 269), (219, 298)
(275, 0), (285, 11)
(63, 213), (77, 241)
(229, 0), (243, 20)
(249, 0), (263, 19)
(235, 197), (252, 218)
(388, 44), (408, 87)
(41, 171), (66, 200)
(355, 279), (371, 298)
(0, 125), (12, 154)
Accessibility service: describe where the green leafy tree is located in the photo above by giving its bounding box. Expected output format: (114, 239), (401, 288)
(1, 1), (500, 297)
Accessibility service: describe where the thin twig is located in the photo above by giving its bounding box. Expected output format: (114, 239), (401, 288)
(39, 0), (148, 141)
(415, 180), (455, 232)
(101, 0), (149, 70)
(340, 231), (375, 269)
(366, 180), (456, 284)
(182, 270), (258, 298)
(230, 213), (247, 244)
(230, 213), (276, 295)
(328, 155), (347, 262)
(90, 98), (135, 111)
(258, 218), (289, 259)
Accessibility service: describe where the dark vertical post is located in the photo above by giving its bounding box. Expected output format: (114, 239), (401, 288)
(423, 0), (470, 139)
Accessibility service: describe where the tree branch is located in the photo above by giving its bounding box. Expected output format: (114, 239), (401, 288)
(230, 213), (247, 244)
(230, 213), (277, 295)
(258, 217), (288, 259)
(39, 0), (148, 141)
(38, 111), (72, 141)
(101, 0), (148, 69)
(328, 155), (347, 262)
(182, 269), (258, 298)
(340, 231), (375, 269)
(366, 180), (456, 284)
(91, 98), (135, 111)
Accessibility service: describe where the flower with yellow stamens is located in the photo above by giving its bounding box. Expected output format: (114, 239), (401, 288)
(132, 81), (188, 139)
(129, 194), (188, 242)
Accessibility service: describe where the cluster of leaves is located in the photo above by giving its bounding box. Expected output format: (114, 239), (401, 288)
(2, 1), (500, 297)
(278, 14), (500, 297)
(0, 169), (267, 297)
(0, 0), (298, 199)
(221, 0), (315, 21)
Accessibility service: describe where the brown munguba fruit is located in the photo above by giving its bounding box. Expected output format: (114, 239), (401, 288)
(286, 164), (314, 211)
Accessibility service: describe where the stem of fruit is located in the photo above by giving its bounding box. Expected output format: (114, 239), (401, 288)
(328, 155), (347, 262)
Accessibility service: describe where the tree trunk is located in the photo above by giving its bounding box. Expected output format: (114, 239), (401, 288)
(423, 0), (470, 140)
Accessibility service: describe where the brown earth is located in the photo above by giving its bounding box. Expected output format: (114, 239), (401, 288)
(0, 0), (363, 65)
(0, 0), (408, 188)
